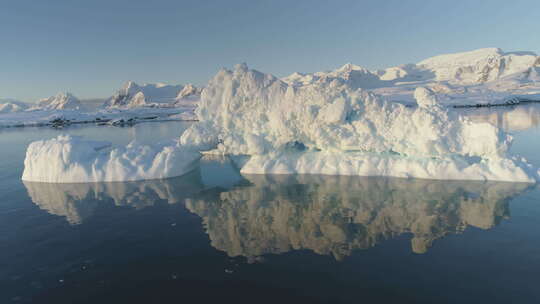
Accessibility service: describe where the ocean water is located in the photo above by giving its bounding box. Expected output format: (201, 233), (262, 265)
(1, 106), (540, 304)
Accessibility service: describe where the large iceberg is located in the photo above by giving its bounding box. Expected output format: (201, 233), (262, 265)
(181, 63), (539, 182)
(22, 135), (200, 183)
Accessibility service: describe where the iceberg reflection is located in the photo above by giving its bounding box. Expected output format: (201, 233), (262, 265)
(23, 165), (531, 258)
(463, 104), (540, 132)
(185, 174), (530, 259)
(23, 170), (204, 224)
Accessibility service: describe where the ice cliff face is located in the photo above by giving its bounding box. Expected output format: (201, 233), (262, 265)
(36, 92), (81, 110)
(179, 63), (538, 181)
(21, 135), (201, 183)
(104, 81), (201, 108)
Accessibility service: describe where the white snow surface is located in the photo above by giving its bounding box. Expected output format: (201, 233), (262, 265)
(34, 92), (81, 110)
(282, 48), (540, 106)
(0, 107), (196, 128)
(0, 99), (29, 113)
(104, 81), (201, 109)
(181, 64), (539, 182)
(22, 135), (201, 183)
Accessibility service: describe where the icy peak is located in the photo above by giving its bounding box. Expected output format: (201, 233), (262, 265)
(234, 63), (249, 72)
(0, 98), (29, 113)
(337, 63), (367, 72)
(36, 92), (81, 110)
(105, 81), (189, 108)
(176, 84), (201, 99)
(121, 81), (138, 91)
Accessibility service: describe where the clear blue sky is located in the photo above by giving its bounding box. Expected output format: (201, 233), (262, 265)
(1, 0), (539, 101)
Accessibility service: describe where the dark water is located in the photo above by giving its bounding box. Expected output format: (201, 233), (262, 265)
(1, 108), (540, 304)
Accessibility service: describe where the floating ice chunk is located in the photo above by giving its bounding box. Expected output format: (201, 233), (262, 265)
(182, 64), (539, 182)
(22, 135), (200, 183)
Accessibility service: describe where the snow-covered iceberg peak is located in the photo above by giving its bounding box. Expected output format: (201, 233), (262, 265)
(22, 135), (200, 183)
(36, 92), (81, 110)
(181, 64), (539, 182)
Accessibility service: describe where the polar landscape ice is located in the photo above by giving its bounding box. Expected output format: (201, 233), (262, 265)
(21, 135), (200, 182)
(34, 92), (82, 110)
(18, 48), (540, 183)
(103, 81), (201, 109)
(283, 48), (540, 107)
(0, 98), (29, 113)
(179, 63), (539, 182)
(0, 83), (200, 128)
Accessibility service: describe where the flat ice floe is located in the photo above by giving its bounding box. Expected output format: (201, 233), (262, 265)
(181, 63), (539, 182)
(22, 135), (200, 182)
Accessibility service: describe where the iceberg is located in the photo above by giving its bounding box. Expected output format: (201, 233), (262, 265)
(23, 170), (204, 224)
(21, 135), (200, 183)
(181, 64), (539, 182)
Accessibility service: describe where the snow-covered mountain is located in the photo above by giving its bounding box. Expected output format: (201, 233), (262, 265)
(283, 48), (540, 90)
(0, 99), (29, 113)
(104, 81), (201, 108)
(281, 48), (540, 106)
(282, 63), (382, 89)
(174, 84), (203, 108)
(415, 48), (539, 84)
(35, 92), (81, 110)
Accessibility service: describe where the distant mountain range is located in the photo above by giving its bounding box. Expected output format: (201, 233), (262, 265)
(283, 48), (540, 88)
(1, 47), (539, 114)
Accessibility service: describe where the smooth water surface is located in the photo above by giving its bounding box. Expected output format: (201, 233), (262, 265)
(1, 108), (540, 303)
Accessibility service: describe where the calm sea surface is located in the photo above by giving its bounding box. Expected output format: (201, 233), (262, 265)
(1, 106), (540, 303)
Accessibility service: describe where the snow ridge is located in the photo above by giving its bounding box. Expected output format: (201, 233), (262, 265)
(35, 92), (81, 110)
(104, 81), (201, 109)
